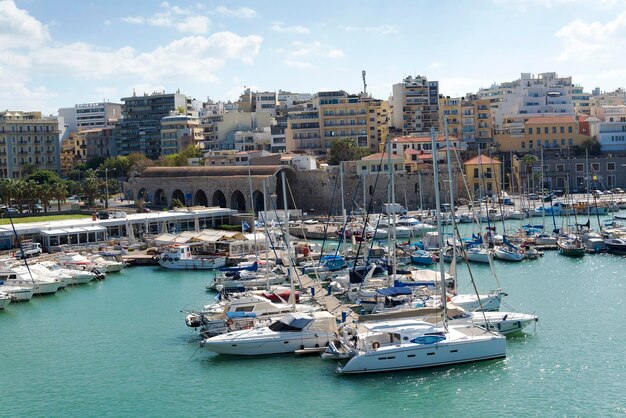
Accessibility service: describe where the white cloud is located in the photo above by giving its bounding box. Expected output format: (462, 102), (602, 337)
(345, 25), (399, 35)
(214, 6), (257, 19)
(270, 22), (310, 34)
(555, 10), (626, 62)
(121, 2), (211, 34)
(0, 0), (50, 50)
(291, 41), (344, 59)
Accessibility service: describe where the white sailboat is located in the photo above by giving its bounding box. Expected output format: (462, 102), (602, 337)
(334, 128), (506, 374)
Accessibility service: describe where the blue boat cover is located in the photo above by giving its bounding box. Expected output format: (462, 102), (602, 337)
(226, 311), (257, 319)
(376, 287), (412, 296)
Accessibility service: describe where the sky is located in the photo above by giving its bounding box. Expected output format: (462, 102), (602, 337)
(1, 0), (626, 115)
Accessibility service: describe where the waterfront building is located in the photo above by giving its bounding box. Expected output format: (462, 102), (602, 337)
(391, 75), (439, 135)
(478, 72), (589, 131)
(115, 91), (195, 159)
(439, 96), (462, 139)
(0, 111), (61, 178)
(388, 134), (463, 161)
(58, 102), (121, 133)
(270, 115), (287, 153)
(277, 90), (313, 111)
(357, 152), (405, 174)
(464, 154), (502, 198)
(542, 155), (626, 191)
(495, 115), (590, 153)
(597, 106), (626, 153)
(160, 114), (203, 156)
(200, 111), (273, 151)
(284, 109), (321, 154)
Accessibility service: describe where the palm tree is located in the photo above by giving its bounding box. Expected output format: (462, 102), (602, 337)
(52, 181), (68, 212)
(37, 183), (54, 213)
(83, 170), (101, 207)
(12, 179), (28, 213)
(0, 179), (14, 207)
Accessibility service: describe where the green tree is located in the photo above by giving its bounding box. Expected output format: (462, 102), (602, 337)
(572, 138), (601, 157)
(328, 138), (370, 165)
(52, 181), (69, 211)
(36, 183), (54, 212)
(83, 170), (101, 207)
(0, 179), (14, 206)
(170, 198), (184, 209)
(128, 153), (154, 174)
(28, 169), (61, 185)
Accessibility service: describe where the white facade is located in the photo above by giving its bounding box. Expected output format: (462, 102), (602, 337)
(234, 127), (271, 152)
(58, 102), (121, 133)
(255, 92), (278, 115)
(391, 75), (439, 134)
(478, 73), (589, 131)
(278, 91), (313, 109)
(599, 122), (626, 152)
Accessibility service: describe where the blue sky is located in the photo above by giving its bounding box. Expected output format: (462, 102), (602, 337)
(2, 0), (626, 115)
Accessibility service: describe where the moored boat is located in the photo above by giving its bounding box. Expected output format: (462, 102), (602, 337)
(157, 245), (226, 270)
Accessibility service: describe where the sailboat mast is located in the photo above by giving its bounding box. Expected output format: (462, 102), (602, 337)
(386, 137), (397, 280)
(444, 120), (457, 268)
(280, 171), (296, 312)
(431, 128), (448, 326)
(340, 162), (347, 254)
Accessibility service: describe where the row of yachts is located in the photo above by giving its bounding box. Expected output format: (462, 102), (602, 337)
(182, 247), (539, 374)
(0, 252), (126, 310)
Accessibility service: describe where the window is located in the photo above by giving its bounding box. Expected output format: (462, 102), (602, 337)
(474, 168), (479, 177)
(552, 127), (557, 134)
(529, 140), (533, 148)
(521, 141), (526, 149)
(544, 127), (548, 134)
(608, 162), (615, 171)
(560, 126), (565, 133)
(591, 163), (600, 172)
(552, 139), (557, 147)
(528, 127), (533, 134)
(556, 164), (564, 172)
(537, 140), (541, 146)
(568, 138), (573, 145)
(568, 126), (572, 133)
(576, 163), (584, 172)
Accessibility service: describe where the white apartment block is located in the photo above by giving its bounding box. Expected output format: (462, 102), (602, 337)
(391, 75), (439, 135)
(478, 72), (589, 131)
(597, 105), (626, 153)
(58, 102), (121, 133)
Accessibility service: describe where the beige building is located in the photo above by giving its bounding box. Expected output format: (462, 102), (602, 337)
(0, 111), (60, 178)
(495, 115), (590, 153)
(357, 152), (405, 174)
(160, 114), (203, 155)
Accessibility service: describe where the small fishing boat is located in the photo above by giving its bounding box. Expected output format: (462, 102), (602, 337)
(410, 249), (434, 265)
(557, 237), (585, 257)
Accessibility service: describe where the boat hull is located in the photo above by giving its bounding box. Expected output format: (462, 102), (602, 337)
(201, 332), (334, 355)
(158, 257), (226, 270)
(337, 332), (506, 374)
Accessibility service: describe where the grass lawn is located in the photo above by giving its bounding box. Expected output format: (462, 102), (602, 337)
(0, 214), (92, 225)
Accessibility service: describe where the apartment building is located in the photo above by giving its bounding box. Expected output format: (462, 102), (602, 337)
(0, 111), (61, 178)
(115, 91), (194, 159)
(160, 114), (203, 156)
(58, 102), (121, 133)
(284, 109), (321, 153)
(464, 155), (502, 198)
(391, 75), (439, 135)
(200, 111), (273, 151)
(597, 105), (626, 153)
(479, 72), (589, 131)
(495, 115), (589, 152)
(60, 131), (86, 175)
(439, 96), (462, 139)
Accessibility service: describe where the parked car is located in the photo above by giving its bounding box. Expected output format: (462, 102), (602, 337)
(33, 203), (43, 213)
(592, 190), (604, 197)
(612, 188), (624, 194)
(553, 189), (565, 197)
(543, 194), (556, 202)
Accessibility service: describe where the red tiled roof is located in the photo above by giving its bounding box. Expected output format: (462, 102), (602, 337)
(524, 115), (576, 125)
(464, 155), (501, 165)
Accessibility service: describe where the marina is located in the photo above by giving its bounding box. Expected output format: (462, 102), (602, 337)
(1, 246), (624, 416)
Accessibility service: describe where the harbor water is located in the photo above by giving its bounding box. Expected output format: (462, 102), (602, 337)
(1, 239), (625, 416)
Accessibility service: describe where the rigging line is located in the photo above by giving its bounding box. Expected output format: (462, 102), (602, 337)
(318, 168), (339, 262)
(334, 167), (364, 259)
(352, 148), (389, 273)
(5, 208), (36, 286)
(284, 176), (319, 287)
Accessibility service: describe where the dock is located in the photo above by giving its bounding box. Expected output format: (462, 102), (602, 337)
(290, 267), (359, 323)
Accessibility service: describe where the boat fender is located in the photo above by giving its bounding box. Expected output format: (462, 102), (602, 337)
(174, 257), (179, 261)
(372, 342), (380, 351)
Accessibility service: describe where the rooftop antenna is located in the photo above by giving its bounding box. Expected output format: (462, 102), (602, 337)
(362, 70), (367, 95)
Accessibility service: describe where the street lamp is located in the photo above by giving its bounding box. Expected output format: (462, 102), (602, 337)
(101, 167), (116, 209)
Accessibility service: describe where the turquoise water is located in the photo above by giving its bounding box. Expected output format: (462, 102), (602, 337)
(1, 247), (625, 416)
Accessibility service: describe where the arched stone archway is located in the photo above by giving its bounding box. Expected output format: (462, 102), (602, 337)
(252, 190), (264, 214)
(212, 190), (226, 207)
(275, 169), (296, 209)
(137, 188), (146, 201)
(172, 189), (186, 206)
(230, 190), (246, 212)
(154, 189), (167, 206)
(193, 189), (208, 206)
